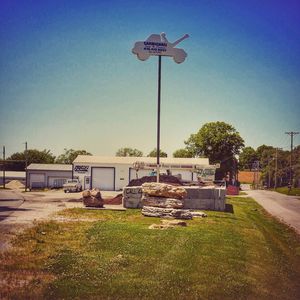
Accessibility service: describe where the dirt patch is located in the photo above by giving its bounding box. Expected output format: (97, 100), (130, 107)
(103, 194), (122, 205)
(5, 180), (25, 190)
(128, 175), (182, 187)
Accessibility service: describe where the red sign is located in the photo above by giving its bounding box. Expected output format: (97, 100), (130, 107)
(226, 185), (239, 195)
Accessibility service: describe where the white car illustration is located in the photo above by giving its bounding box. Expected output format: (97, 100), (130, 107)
(132, 33), (189, 64)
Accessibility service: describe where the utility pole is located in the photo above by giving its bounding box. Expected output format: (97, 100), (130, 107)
(274, 148), (278, 189)
(2, 146), (5, 189)
(25, 141), (28, 192)
(274, 148), (282, 190)
(285, 132), (299, 188)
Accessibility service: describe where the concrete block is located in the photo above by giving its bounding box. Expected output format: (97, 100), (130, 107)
(123, 186), (143, 208)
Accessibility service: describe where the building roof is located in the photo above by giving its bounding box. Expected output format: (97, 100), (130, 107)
(73, 155), (211, 166)
(27, 164), (72, 171)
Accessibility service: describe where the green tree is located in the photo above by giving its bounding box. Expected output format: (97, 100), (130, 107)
(293, 145), (300, 187)
(148, 148), (168, 157)
(116, 147), (143, 157)
(184, 121), (244, 178)
(238, 146), (257, 170)
(173, 148), (193, 158)
(7, 149), (55, 165)
(55, 149), (92, 164)
(255, 145), (291, 188)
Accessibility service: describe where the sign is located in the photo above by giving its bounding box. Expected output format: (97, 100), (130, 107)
(74, 165), (89, 173)
(132, 32), (189, 64)
(227, 185), (239, 195)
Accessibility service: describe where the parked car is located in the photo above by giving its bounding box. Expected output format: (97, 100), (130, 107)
(63, 179), (82, 193)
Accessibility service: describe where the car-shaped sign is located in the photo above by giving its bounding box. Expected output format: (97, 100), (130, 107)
(132, 33), (189, 64)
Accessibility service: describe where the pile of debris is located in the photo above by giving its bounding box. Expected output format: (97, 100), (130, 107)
(5, 180), (25, 190)
(82, 189), (104, 208)
(141, 182), (193, 220)
(128, 175), (182, 187)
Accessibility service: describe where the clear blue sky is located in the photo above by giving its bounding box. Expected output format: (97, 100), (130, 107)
(1, 0), (299, 157)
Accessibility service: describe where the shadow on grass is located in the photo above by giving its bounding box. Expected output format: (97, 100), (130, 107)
(225, 203), (234, 214)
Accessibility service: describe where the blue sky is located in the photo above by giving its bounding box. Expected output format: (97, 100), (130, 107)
(1, 0), (299, 157)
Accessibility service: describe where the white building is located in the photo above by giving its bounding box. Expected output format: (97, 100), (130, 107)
(73, 155), (217, 191)
(27, 164), (72, 189)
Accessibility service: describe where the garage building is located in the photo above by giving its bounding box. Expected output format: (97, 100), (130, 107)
(27, 164), (72, 189)
(73, 155), (217, 191)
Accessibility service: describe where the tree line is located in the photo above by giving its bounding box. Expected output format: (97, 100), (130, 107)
(1, 149), (92, 171)
(239, 145), (300, 188)
(1, 121), (299, 187)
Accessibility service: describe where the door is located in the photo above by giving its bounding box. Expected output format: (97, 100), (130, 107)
(48, 177), (68, 188)
(84, 176), (91, 190)
(29, 173), (45, 189)
(91, 167), (115, 191)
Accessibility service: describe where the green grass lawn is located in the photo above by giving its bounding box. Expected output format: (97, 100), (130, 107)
(1, 197), (300, 299)
(275, 187), (300, 196)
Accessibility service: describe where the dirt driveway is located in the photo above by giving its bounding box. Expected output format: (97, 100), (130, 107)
(0, 188), (122, 251)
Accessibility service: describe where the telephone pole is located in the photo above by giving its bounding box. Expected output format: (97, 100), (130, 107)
(24, 142), (28, 191)
(274, 147), (282, 190)
(285, 131), (299, 188)
(2, 146), (5, 189)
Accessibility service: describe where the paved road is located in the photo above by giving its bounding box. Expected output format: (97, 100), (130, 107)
(247, 190), (300, 234)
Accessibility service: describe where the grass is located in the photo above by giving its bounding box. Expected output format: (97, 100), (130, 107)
(1, 197), (300, 299)
(275, 187), (300, 196)
(239, 191), (247, 196)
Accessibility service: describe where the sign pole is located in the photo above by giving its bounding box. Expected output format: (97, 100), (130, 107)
(156, 55), (161, 183)
(132, 33), (189, 184)
(3, 146), (5, 189)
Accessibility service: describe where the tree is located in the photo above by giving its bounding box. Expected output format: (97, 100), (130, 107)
(184, 121), (245, 178)
(116, 147), (143, 157)
(148, 148), (168, 157)
(238, 146), (257, 170)
(254, 145), (291, 188)
(173, 148), (193, 158)
(293, 145), (300, 187)
(7, 149), (55, 166)
(55, 149), (92, 164)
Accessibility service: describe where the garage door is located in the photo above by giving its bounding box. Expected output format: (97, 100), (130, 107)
(48, 177), (69, 188)
(29, 173), (45, 189)
(92, 167), (115, 191)
(129, 168), (151, 181)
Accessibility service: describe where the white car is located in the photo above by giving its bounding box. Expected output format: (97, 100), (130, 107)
(63, 179), (82, 193)
(132, 33), (189, 64)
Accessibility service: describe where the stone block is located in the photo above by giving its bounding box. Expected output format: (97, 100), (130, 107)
(142, 182), (187, 199)
(123, 186), (143, 208)
(142, 206), (193, 219)
(142, 195), (184, 208)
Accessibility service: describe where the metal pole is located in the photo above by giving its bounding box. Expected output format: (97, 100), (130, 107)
(290, 134), (293, 187)
(274, 148), (278, 190)
(3, 146), (5, 189)
(156, 55), (161, 183)
(25, 142), (27, 191)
